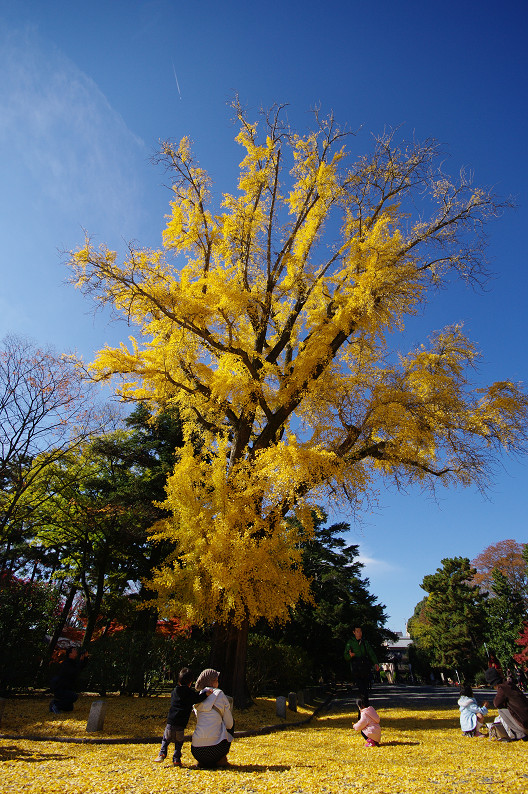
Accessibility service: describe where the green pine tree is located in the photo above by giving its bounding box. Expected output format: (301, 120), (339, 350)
(266, 511), (393, 679)
(416, 557), (487, 677)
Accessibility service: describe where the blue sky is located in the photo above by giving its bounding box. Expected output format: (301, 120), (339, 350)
(1, 0), (527, 632)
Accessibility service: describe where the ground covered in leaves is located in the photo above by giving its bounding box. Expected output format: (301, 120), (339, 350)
(1, 701), (527, 793)
(0, 695), (312, 739)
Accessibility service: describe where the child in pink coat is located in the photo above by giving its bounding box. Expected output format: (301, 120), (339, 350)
(353, 697), (381, 747)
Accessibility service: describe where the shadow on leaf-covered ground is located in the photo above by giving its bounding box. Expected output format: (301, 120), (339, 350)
(0, 744), (73, 762)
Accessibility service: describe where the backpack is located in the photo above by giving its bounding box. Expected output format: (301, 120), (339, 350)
(487, 721), (510, 741)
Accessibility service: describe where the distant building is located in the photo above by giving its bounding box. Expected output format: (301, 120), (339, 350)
(381, 632), (413, 683)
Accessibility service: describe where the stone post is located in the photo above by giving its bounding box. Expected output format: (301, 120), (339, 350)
(288, 691), (297, 712)
(297, 690), (305, 708)
(86, 699), (107, 732)
(276, 695), (287, 718)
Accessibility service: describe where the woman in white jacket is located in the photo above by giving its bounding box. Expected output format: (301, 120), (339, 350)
(191, 669), (234, 767)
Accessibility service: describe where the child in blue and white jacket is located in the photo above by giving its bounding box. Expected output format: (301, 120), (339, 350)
(458, 682), (489, 737)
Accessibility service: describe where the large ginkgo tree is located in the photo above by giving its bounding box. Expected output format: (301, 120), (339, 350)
(68, 103), (528, 704)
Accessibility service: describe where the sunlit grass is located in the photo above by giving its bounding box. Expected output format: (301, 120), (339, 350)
(0, 695), (312, 739)
(1, 703), (527, 793)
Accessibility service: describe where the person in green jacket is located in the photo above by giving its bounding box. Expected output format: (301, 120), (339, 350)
(344, 626), (379, 704)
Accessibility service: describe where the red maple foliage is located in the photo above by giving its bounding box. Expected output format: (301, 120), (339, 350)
(513, 623), (528, 669)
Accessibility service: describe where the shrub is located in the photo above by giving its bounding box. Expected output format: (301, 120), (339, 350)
(246, 634), (312, 696)
(0, 572), (60, 693)
(82, 631), (211, 695)
(474, 669), (487, 686)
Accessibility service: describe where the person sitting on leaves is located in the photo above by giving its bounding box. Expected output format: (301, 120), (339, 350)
(485, 667), (528, 741)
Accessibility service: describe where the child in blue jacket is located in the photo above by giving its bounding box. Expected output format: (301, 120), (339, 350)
(458, 683), (489, 737)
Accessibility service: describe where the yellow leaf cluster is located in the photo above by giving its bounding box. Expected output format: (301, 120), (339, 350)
(67, 107), (528, 629)
(149, 437), (313, 626)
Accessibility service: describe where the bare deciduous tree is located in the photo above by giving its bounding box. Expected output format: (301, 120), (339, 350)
(0, 333), (110, 551)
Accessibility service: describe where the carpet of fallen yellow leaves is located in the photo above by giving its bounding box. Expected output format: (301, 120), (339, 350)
(1, 699), (527, 793)
(0, 695), (311, 739)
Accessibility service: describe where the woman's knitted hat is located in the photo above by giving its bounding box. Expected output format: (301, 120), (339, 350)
(484, 667), (503, 687)
(195, 668), (220, 690)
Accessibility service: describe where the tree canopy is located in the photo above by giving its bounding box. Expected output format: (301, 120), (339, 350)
(0, 333), (107, 552)
(67, 104), (528, 699)
(410, 557), (487, 675)
(267, 511), (392, 679)
(471, 539), (528, 597)
(31, 404), (184, 646)
(470, 539), (528, 672)
(410, 540), (528, 679)
(484, 568), (526, 671)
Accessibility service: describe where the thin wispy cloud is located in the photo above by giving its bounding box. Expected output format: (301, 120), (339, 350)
(0, 27), (146, 241)
(358, 552), (401, 574)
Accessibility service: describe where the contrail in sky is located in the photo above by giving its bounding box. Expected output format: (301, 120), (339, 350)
(171, 59), (182, 100)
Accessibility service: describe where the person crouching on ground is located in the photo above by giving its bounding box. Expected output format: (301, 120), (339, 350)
(191, 668), (234, 767)
(154, 667), (213, 767)
(458, 682), (488, 737)
(485, 666), (528, 741)
(49, 646), (89, 714)
(353, 696), (381, 747)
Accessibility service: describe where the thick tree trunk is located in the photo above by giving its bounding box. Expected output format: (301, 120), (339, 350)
(45, 584), (78, 662)
(121, 603), (159, 695)
(82, 556), (107, 647)
(29, 561), (38, 583)
(210, 619), (251, 708)
(0, 539), (11, 570)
